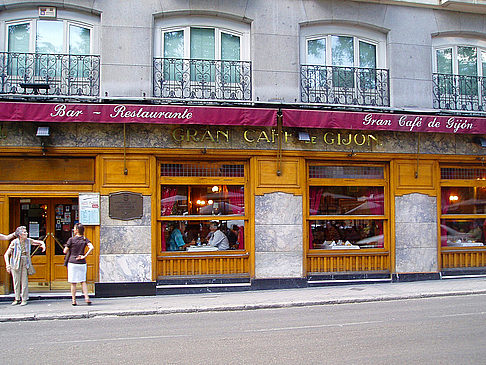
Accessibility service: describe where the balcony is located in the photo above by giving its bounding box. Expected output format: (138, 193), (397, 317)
(153, 58), (251, 101)
(0, 52), (100, 97)
(433, 73), (486, 111)
(300, 65), (390, 107)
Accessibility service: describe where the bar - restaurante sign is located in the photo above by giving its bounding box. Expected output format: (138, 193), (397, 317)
(0, 101), (485, 134)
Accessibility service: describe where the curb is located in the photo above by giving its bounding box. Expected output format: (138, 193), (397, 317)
(0, 289), (485, 322)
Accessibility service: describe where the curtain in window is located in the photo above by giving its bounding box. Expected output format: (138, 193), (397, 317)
(190, 27), (215, 82)
(8, 23), (30, 77)
(163, 30), (184, 81)
(221, 32), (240, 83)
(309, 187), (324, 248)
(161, 187), (178, 216)
(227, 186), (244, 214)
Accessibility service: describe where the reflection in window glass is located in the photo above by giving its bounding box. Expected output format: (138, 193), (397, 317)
(458, 46), (477, 76)
(8, 23), (30, 53)
(69, 25), (90, 55)
(441, 187), (486, 215)
(310, 220), (384, 249)
(331, 36), (353, 66)
(309, 186), (384, 215)
(161, 185), (244, 216)
(307, 38), (326, 65)
(359, 41), (376, 69)
(161, 220), (245, 251)
(441, 219), (485, 247)
(437, 48), (453, 74)
(36, 20), (63, 53)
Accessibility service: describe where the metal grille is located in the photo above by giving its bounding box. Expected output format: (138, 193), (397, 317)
(300, 65), (390, 107)
(433, 73), (486, 111)
(0, 52), (100, 96)
(309, 165), (384, 179)
(161, 163), (244, 177)
(441, 167), (486, 180)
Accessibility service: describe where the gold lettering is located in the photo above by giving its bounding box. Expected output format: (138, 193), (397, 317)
(244, 129), (255, 143)
(368, 134), (378, 146)
(172, 128), (184, 142)
(324, 132), (335, 144)
(271, 129), (277, 143)
(200, 130), (216, 142)
(310, 136), (317, 144)
(257, 130), (271, 143)
(341, 133), (352, 145)
(284, 131), (292, 142)
(186, 129), (198, 142)
(354, 134), (366, 146)
(217, 130), (229, 142)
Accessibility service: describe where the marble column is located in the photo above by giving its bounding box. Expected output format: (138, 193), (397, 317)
(99, 195), (152, 282)
(395, 193), (438, 273)
(254, 192), (303, 278)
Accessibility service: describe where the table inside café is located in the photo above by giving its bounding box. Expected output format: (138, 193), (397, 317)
(186, 245), (219, 252)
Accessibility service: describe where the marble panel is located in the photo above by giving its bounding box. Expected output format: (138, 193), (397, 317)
(254, 224), (303, 252)
(395, 247), (438, 273)
(100, 226), (151, 254)
(99, 254), (151, 282)
(255, 193), (303, 226)
(76, 123), (123, 148)
(254, 252), (303, 278)
(455, 134), (484, 156)
(372, 131), (417, 154)
(419, 133), (456, 155)
(395, 222), (438, 249)
(101, 195), (151, 227)
(395, 194), (437, 223)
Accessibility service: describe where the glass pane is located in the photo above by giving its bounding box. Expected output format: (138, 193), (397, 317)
(307, 38), (326, 65)
(359, 41), (376, 68)
(309, 219), (384, 249)
(441, 219), (485, 247)
(18, 204), (47, 256)
(331, 36), (353, 66)
(161, 163), (244, 177)
(161, 185), (244, 216)
(161, 220), (245, 251)
(69, 25), (90, 55)
(482, 51), (486, 77)
(163, 30), (184, 81)
(458, 46), (477, 76)
(309, 165), (384, 179)
(441, 187), (486, 214)
(221, 33), (240, 61)
(190, 27), (214, 60)
(164, 30), (184, 58)
(36, 20), (63, 53)
(436, 48), (452, 74)
(309, 186), (384, 215)
(221, 32), (240, 84)
(8, 23), (30, 52)
(441, 167), (486, 180)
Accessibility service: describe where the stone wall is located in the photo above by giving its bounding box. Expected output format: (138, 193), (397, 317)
(254, 192), (303, 278)
(99, 195), (152, 282)
(395, 193), (438, 273)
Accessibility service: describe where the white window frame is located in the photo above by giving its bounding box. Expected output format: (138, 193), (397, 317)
(5, 18), (94, 54)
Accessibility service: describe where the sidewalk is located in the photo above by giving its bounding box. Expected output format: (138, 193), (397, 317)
(1, 277), (485, 322)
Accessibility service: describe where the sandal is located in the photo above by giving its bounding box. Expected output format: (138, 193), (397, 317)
(72, 300), (77, 306)
(85, 300), (92, 305)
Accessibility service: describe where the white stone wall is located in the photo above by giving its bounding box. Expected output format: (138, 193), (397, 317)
(254, 192), (303, 278)
(99, 195), (152, 282)
(395, 193), (438, 273)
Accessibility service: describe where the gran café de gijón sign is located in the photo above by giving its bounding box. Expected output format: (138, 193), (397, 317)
(0, 100), (485, 296)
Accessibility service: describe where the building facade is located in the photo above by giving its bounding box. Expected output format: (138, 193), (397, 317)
(0, 0), (485, 296)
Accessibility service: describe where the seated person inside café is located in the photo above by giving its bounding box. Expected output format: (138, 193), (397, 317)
(227, 224), (240, 249)
(467, 220), (483, 242)
(207, 221), (229, 250)
(167, 221), (190, 251)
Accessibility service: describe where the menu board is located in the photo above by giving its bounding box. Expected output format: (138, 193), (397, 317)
(79, 193), (100, 225)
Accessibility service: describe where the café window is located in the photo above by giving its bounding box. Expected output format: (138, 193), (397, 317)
(159, 162), (246, 252)
(308, 163), (387, 250)
(440, 166), (486, 248)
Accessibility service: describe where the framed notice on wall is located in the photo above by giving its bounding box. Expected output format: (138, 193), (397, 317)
(79, 193), (100, 225)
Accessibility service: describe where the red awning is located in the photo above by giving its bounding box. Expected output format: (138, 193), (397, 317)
(0, 101), (277, 127)
(282, 108), (486, 134)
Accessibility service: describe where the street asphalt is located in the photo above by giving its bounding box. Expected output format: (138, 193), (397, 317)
(0, 276), (485, 322)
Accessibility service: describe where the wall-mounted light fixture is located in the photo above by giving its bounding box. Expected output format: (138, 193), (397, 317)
(298, 131), (310, 141)
(474, 136), (486, 147)
(36, 126), (50, 137)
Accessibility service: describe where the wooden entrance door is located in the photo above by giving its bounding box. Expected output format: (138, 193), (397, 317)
(11, 197), (94, 291)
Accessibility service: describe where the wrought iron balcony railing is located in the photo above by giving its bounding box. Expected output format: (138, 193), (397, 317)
(433, 73), (486, 111)
(153, 58), (251, 101)
(0, 52), (100, 97)
(300, 65), (390, 107)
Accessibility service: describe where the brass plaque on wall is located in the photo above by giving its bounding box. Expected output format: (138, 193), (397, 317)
(109, 192), (143, 220)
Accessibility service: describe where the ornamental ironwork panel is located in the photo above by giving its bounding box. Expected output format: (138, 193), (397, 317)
(433, 73), (486, 111)
(153, 57), (251, 101)
(0, 52), (100, 97)
(300, 65), (390, 107)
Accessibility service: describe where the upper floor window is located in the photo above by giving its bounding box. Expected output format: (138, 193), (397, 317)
(8, 19), (92, 55)
(1, 10), (100, 97)
(153, 16), (251, 101)
(433, 37), (486, 111)
(300, 25), (388, 107)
